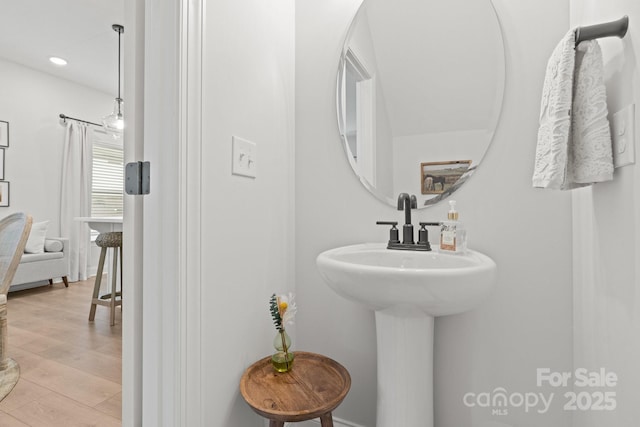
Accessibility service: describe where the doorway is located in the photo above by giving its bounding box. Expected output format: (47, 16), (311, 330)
(342, 49), (377, 189)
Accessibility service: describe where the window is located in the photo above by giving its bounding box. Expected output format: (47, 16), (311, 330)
(92, 130), (123, 218)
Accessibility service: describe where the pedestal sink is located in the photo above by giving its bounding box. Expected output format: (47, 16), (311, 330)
(316, 243), (497, 427)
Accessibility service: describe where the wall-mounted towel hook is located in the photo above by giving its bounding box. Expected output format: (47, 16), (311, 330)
(575, 15), (629, 45)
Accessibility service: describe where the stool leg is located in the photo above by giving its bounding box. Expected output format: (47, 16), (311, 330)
(0, 304), (8, 370)
(320, 413), (334, 427)
(89, 247), (108, 321)
(110, 247), (118, 326)
(269, 421), (284, 427)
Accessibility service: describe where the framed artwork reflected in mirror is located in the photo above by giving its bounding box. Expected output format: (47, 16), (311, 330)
(421, 160), (472, 195)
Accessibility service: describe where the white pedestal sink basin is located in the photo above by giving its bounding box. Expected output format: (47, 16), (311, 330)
(316, 243), (497, 427)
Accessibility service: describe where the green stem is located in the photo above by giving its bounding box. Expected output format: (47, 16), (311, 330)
(280, 330), (290, 370)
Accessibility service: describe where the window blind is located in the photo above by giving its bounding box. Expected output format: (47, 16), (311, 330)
(92, 131), (123, 218)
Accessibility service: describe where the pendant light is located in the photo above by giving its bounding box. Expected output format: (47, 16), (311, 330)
(102, 24), (125, 138)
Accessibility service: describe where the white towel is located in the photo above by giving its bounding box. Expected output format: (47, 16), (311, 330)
(533, 30), (614, 190)
(568, 40), (614, 186)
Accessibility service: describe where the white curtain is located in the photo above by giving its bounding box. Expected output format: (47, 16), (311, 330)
(60, 121), (93, 282)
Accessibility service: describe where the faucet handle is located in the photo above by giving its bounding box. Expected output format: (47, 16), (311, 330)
(417, 222), (441, 248)
(419, 222), (441, 227)
(376, 221), (400, 244)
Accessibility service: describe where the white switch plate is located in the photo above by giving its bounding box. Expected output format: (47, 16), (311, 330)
(232, 136), (257, 178)
(611, 104), (635, 168)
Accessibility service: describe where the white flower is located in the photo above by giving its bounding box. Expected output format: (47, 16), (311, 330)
(278, 293), (297, 326)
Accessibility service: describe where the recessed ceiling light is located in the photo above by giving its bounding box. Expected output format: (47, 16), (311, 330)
(49, 57), (68, 66)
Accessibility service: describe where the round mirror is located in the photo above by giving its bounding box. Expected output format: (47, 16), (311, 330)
(337, 0), (505, 208)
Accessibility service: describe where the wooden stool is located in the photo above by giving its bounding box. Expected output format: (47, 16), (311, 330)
(240, 351), (351, 426)
(88, 231), (122, 326)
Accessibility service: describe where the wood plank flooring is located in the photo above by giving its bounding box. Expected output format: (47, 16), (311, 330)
(0, 278), (122, 426)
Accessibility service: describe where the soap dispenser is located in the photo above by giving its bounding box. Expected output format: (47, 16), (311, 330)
(440, 200), (467, 253)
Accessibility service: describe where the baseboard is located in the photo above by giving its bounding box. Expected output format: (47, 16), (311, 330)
(288, 417), (367, 427)
(8, 279), (50, 292)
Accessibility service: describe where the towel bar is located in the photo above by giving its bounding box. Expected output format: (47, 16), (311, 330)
(575, 16), (629, 45)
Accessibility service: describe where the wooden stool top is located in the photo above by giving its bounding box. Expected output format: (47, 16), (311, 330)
(240, 351), (351, 423)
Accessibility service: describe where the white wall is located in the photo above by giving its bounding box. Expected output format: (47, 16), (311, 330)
(0, 59), (113, 234)
(570, 1), (640, 426)
(0, 59), (113, 277)
(296, 1), (573, 426)
(196, 1), (295, 425)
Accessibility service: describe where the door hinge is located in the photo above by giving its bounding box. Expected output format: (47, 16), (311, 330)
(125, 161), (150, 195)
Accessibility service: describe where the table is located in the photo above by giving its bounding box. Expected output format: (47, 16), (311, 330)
(240, 351), (351, 427)
(75, 217), (123, 234)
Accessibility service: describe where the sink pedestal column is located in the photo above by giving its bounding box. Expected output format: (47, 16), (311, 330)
(375, 308), (434, 427)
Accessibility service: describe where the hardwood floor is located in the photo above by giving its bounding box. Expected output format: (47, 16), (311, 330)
(1, 278), (122, 426)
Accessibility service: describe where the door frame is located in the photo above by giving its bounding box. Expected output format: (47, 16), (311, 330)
(123, 0), (203, 425)
(121, 0), (144, 425)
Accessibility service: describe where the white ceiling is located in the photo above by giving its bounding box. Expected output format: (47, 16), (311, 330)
(0, 0), (125, 95)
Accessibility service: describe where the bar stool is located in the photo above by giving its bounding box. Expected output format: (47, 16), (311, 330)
(89, 231), (122, 326)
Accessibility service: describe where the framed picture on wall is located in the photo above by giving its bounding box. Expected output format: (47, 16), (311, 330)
(0, 121), (8, 147)
(0, 149), (4, 180)
(0, 182), (9, 207)
(421, 160), (472, 195)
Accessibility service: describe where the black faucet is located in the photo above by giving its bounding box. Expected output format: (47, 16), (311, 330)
(397, 193), (417, 244)
(377, 193), (440, 251)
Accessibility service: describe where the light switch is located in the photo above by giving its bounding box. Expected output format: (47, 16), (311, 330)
(232, 136), (257, 178)
(611, 104), (635, 168)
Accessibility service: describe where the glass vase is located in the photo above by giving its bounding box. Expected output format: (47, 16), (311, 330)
(271, 330), (294, 372)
